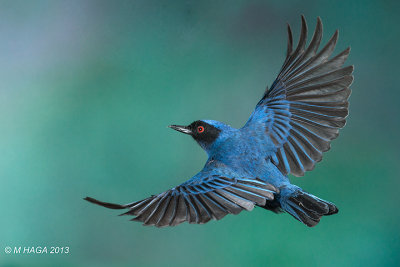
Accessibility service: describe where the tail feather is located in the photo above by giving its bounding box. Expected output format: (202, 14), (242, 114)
(281, 190), (338, 227)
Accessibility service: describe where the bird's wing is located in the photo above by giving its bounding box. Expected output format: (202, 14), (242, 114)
(85, 161), (278, 227)
(244, 16), (353, 177)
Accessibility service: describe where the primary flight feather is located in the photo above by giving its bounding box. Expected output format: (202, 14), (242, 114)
(85, 16), (353, 227)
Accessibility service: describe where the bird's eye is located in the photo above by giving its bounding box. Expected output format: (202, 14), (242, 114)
(197, 126), (205, 133)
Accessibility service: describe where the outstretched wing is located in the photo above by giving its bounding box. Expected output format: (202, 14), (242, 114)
(245, 16), (353, 177)
(85, 161), (278, 227)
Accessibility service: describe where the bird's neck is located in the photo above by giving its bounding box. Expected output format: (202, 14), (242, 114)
(203, 130), (236, 157)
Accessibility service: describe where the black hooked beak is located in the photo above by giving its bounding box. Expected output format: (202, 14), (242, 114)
(168, 125), (192, 135)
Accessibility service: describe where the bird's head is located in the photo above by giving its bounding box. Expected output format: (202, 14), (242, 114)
(169, 120), (232, 154)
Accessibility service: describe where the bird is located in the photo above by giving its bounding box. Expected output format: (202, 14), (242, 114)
(85, 16), (353, 227)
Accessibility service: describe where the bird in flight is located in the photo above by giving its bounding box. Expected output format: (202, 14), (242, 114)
(85, 16), (353, 227)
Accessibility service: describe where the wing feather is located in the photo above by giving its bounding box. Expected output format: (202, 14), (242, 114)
(85, 166), (279, 227)
(245, 16), (353, 176)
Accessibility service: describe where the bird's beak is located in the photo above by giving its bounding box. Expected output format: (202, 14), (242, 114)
(168, 125), (192, 135)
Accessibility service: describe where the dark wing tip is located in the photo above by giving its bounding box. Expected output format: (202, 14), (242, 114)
(301, 14), (306, 25)
(333, 29), (339, 40)
(316, 16), (323, 29)
(297, 16), (308, 50)
(344, 65), (355, 79)
(342, 46), (351, 55)
(84, 196), (126, 209)
(316, 17), (323, 37)
(286, 23), (293, 57)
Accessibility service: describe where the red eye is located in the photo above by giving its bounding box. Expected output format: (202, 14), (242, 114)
(197, 126), (204, 133)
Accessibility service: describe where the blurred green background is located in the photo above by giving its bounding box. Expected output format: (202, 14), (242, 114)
(1, 0), (399, 266)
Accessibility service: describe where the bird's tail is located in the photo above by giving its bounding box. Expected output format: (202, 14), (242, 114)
(279, 188), (338, 227)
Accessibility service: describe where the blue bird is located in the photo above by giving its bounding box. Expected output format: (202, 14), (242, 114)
(85, 16), (353, 227)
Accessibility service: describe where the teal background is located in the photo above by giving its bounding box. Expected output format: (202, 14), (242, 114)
(0, 0), (399, 266)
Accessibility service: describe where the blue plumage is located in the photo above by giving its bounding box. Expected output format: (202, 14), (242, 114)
(85, 16), (352, 227)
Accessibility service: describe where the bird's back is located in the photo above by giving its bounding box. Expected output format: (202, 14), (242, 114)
(207, 127), (289, 187)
